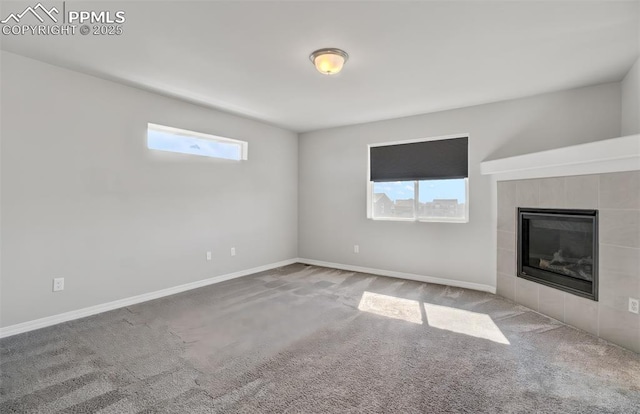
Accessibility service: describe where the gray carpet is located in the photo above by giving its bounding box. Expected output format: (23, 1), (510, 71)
(1, 264), (639, 413)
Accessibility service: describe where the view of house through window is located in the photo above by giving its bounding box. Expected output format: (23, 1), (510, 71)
(369, 135), (469, 222)
(372, 179), (467, 221)
(147, 123), (248, 161)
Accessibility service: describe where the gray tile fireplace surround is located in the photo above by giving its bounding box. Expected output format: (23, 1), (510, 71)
(497, 171), (640, 353)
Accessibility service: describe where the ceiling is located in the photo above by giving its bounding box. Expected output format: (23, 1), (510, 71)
(1, 1), (639, 132)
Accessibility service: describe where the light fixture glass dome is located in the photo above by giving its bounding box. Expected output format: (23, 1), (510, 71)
(309, 48), (349, 75)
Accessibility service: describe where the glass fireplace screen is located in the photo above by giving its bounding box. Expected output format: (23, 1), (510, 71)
(518, 208), (598, 301)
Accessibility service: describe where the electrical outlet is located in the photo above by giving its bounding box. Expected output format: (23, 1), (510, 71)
(629, 298), (639, 314)
(53, 278), (64, 292)
(206, 251), (212, 261)
(231, 247), (236, 257)
(354, 244), (359, 254)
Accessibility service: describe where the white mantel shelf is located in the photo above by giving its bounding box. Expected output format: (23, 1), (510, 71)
(480, 134), (640, 181)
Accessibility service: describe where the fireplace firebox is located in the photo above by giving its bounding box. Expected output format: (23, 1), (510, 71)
(517, 208), (598, 301)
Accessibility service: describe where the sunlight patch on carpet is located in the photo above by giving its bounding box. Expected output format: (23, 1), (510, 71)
(358, 291), (423, 324)
(424, 303), (510, 345)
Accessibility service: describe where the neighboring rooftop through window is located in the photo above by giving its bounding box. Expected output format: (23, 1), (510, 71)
(368, 135), (469, 223)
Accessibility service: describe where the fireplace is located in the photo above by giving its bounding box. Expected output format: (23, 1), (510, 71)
(517, 208), (598, 301)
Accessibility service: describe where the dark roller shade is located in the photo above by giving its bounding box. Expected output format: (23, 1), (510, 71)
(370, 137), (468, 182)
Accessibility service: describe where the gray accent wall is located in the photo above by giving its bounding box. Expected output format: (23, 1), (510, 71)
(0, 52), (299, 327)
(298, 83), (622, 290)
(497, 173), (640, 353)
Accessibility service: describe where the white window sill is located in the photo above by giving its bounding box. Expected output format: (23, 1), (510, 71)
(369, 217), (468, 224)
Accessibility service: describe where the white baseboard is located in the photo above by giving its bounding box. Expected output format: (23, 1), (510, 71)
(0, 258), (298, 339)
(297, 258), (496, 294)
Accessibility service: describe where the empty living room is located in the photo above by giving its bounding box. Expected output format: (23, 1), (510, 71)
(1, 1), (640, 412)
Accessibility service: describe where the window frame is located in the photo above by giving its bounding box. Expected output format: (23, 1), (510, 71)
(367, 134), (469, 224)
(147, 123), (248, 161)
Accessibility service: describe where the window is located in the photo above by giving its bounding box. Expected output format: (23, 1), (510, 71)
(147, 123), (248, 160)
(368, 136), (469, 223)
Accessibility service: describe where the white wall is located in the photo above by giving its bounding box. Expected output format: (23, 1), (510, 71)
(621, 57), (640, 135)
(0, 50), (630, 330)
(298, 83), (621, 289)
(0, 52), (298, 327)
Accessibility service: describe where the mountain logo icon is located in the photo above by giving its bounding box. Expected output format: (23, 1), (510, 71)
(1, 3), (59, 24)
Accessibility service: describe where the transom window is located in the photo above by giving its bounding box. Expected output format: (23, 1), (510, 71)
(367, 136), (469, 223)
(147, 123), (248, 161)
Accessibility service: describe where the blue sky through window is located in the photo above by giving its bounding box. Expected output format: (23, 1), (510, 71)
(374, 179), (466, 203)
(419, 179), (466, 203)
(147, 128), (242, 160)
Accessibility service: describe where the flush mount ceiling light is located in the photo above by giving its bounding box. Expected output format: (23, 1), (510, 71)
(309, 48), (349, 75)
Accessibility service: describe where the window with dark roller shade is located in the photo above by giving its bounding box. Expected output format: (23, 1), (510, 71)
(370, 137), (468, 182)
(367, 136), (469, 223)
